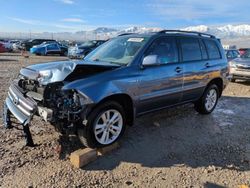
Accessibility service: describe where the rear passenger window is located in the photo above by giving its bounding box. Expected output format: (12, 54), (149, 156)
(180, 38), (202, 62)
(145, 37), (178, 64)
(204, 40), (221, 59)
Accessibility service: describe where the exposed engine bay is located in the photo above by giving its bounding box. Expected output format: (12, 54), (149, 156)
(16, 78), (84, 132)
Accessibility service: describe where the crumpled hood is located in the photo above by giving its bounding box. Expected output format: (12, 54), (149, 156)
(27, 60), (77, 72)
(19, 60), (119, 85)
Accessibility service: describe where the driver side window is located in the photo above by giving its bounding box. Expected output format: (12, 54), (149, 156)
(145, 37), (178, 64)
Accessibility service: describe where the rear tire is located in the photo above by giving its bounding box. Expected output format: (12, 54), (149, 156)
(61, 51), (68, 56)
(194, 84), (219, 114)
(77, 101), (126, 148)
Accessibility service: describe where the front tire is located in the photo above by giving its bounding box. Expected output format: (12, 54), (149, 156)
(77, 101), (126, 148)
(195, 84), (219, 114)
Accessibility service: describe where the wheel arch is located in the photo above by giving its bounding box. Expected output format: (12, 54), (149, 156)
(89, 93), (135, 126)
(207, 77), (223, 97)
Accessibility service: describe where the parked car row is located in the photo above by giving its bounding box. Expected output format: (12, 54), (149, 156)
(30, 42), (68, 56)
(68, 40), (106, 59)
(0, 39), (20, 52)
(21, 39), (56, 51)
(0, 38), (109, 57)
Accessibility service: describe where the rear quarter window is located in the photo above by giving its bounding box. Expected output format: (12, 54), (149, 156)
(180, 37), (202, 62)
(204, 39), (221, 59)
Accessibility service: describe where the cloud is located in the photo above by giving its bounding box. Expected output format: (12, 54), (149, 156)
(8, 17), (41, 25)
(146, 0), (250, 24)
(7, 16), (84, 32)
(54, 24), (83, 30)
(61, 18), (85, 23)
(55, 0), (74, 4)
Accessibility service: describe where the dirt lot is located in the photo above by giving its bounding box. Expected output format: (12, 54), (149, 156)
(0, 53), (249, 188)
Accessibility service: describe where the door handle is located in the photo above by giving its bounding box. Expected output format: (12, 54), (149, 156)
(175, 67), (182, 73)
(205, 62), (211, 68)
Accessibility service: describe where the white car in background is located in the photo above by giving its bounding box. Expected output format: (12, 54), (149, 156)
(0, 40), (22, 52)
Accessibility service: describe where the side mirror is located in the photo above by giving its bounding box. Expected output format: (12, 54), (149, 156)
(142, 55), (159, 66)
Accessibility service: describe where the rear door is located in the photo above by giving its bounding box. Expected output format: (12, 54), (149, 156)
(137, 36), (184, 114)
(179, 37), (209, 102)
(180, 37), (223, 102)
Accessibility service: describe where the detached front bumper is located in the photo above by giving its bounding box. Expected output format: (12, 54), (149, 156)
(5, 82), (37, 125)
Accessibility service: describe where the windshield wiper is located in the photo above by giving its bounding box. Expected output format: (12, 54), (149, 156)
(109, 61), (125, 66)
(91, 58), (124, 66)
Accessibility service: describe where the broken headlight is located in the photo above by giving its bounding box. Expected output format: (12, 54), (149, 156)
(38, 70), (52, 83)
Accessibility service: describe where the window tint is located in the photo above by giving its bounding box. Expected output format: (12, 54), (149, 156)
(47, 44), (59, 50)
(232, 50), (239, 58)
(204, 39), (221, 59)
(180, 38), (202, 61)
(200, 40), (208, 60)
(145, 37), (178, 64)
(226, 51), (233, 58)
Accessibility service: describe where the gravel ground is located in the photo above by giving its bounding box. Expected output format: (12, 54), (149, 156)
(0, 53), (249, 188)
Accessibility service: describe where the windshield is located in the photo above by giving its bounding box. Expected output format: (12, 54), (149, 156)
(241, 50), (250, 58)
(85, 36), (149, 65)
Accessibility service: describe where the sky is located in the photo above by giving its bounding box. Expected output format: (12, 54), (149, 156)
(0, 0), (250, 33)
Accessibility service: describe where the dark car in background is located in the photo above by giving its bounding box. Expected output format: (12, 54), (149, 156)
(21, 39), (56, 51)
(68, 40), (106, 59)
(30, 42), (68, 56)
(228, 49), (250, 82)
(3, 30), (228, 148)
(225, 49), (239, 62)
(239, 48), (250, 56)
(0, 43), (8, 53)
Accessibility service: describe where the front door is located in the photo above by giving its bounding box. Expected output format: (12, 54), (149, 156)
(137, 37), (184, 114)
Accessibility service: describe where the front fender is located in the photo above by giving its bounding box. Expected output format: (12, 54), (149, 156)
(62, 80), (128, 104)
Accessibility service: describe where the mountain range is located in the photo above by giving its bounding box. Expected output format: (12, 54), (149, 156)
(80, 24), (250, 38)
(183, 24), (250, 38)
(1, 24), (250, 47)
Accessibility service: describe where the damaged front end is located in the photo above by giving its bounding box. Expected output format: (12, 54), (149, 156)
(3, 60), (116, 146)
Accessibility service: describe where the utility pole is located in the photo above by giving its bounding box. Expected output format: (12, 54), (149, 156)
(29, 29), (31, 39)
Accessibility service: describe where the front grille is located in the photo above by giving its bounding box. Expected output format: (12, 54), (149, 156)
(236, 68), (250, 72)
(7, 83), (37, 118)
(236, 64), (250, 70)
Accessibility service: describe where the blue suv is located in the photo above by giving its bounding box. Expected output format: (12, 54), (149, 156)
(3, 30), (228, 148)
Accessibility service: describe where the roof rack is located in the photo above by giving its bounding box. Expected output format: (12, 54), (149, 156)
(118, 33), (136, 36)
(158, 30), (216, 38)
